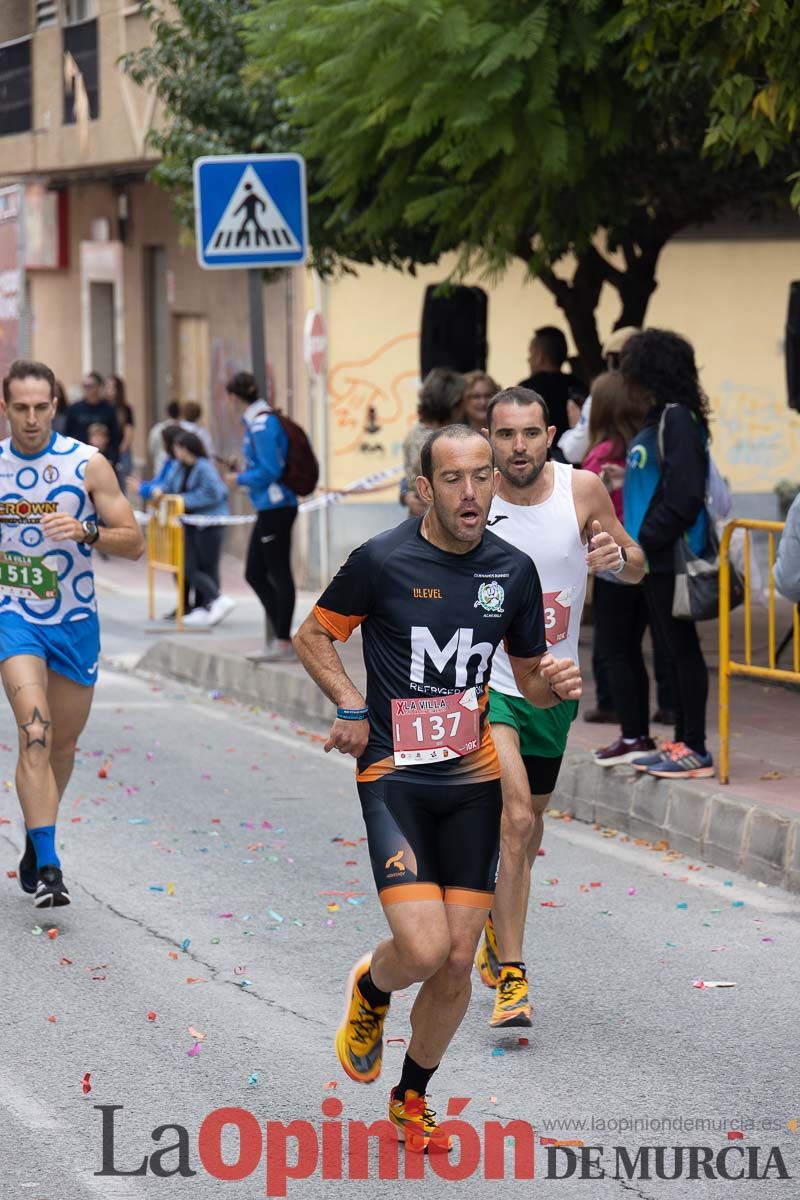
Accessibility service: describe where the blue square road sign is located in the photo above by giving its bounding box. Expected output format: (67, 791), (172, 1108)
(193, 154), (308, 270)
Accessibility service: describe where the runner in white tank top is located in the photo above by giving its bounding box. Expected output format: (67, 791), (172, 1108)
(0, 360), (144, 910)
(474, 385), (645, 1029)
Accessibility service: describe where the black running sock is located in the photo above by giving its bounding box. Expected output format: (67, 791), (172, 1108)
(396, 1054), (438, 1100)
(358, 967), (391, 1008)
(500, 961), (526, 975)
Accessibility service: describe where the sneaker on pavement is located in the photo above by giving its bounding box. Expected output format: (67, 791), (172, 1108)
(183, 606), (211, 627)
(582, 708), (618, 725)
(207, 595), (235, 627)
(34, 866), (71, 908)
(593, 736), (656, 767)
(631, 741), (679, 772)
(388, 1089), (451, 1152)
(475, 913), (500, 989)
(335, 954), (389, 1084)
(18, 832), (37, 894)
(647, 743), (714, 779)
(490, 966), (532, 1028)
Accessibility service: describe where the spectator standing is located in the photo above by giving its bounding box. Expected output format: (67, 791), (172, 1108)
(148, 400), (182, 473)
(164, 431), (235, 628)
(180, 400), (215, 459)
(558, 326), (641, 465)
(458, 370), (500, 431)
(129, 424), (191, 621)
(774, 492), (800, 603)
(518, 325), (574, 443)
(621, 329), (714, 779)
(401, 368), (464, 516)
(103, 374), (134, 492)
(225, 371), (298, 663)
(583, 372), (659, 765)
(65, 371), (120, 461)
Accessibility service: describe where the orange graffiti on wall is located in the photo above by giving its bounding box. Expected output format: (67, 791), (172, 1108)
(327, 332), (420, 464)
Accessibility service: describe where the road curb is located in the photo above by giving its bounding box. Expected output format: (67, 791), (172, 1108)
(556, 752), (800, 893)
(137, 638), (334, 725)
(139, 638), (800, 893)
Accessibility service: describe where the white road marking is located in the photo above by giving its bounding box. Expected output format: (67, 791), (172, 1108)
(0, 1076), (65, 1131)
(192, 698), (354, 769)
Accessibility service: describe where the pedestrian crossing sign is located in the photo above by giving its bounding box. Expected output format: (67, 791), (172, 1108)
(193, 154), (308, 270)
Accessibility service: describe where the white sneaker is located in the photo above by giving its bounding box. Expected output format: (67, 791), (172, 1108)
(207, 595), (235, 627)
(183, 606), (211, 627)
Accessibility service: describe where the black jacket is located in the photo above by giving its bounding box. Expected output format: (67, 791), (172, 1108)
(637, 404), (707, 573)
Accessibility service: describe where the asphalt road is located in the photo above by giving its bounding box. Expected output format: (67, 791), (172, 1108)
(1, 662), (798, 1200)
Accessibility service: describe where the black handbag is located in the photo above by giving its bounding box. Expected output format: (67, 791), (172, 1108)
(672, 519), (744, 621)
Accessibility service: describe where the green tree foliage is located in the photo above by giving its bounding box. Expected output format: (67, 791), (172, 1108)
(123, 0), (434, 271)
(621, 0), (800, 205)
(122, 0), (281, 236)
(127, 1), (798, 377)
(243, 0), (795, 375)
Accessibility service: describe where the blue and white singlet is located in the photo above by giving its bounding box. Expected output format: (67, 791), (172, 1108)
(0, 432), (99, 626)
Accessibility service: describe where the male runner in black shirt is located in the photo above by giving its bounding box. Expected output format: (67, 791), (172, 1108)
(293, 424), (582, 1148)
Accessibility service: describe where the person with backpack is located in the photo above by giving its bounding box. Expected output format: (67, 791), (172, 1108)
(620, 330), (714, 779)
(226, 371), (318, 663)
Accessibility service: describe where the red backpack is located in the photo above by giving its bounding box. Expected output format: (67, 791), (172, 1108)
(275, 412), (319, 497)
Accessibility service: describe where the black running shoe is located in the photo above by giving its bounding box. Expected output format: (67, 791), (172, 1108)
(18, 833), (37, 894)
(34, 866), (71, 908)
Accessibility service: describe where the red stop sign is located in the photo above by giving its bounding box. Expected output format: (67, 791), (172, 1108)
(305, 310), (326, 377)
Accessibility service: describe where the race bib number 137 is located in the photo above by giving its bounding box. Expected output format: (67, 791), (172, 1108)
(0, 553), (59, 600)
(391, 688), (480, 766)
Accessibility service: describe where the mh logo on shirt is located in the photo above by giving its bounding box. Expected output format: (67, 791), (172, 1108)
(410, 626), (493, 688)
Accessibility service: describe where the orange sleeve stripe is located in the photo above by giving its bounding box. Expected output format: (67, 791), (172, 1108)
(380, 883), (444, 907)
(313, 604), (366, 642)
(444, 887), (494, 910)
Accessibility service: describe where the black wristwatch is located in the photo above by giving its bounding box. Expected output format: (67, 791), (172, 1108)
(81, 519), (100, 547)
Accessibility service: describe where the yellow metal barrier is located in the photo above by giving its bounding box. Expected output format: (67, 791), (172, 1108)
(146, 495), (186, 631)
(719, 518), (800, 784)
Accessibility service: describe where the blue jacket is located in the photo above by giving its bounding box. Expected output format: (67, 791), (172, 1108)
(138, 458), (175, 500)
(624, 405), (707, 572)
(237, 400), (297, 512)
(162, 458), (229, 516)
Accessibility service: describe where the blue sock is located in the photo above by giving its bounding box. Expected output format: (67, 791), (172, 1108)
(29, 825), (60, 870)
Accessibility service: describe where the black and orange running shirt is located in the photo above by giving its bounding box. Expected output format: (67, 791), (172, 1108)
(314, 518), (546, 783)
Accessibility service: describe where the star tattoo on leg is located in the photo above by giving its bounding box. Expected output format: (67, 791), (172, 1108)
(20, 707), (51, 749)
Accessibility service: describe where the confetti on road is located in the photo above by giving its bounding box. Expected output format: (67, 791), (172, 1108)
(732, 901), (745, 908)
(676, 902), (688, 909)
(491, 1049), (505, 1057)
(248, 1073), (259, 1087)
(187, 1043), (201, 1058)
(147, 1011), (157, 1022)
(693, 980), (736, 989)
(188, 1027), (206, 1041)
(81, 1073), (92, 1094)
(31, 926), (42, 936)
(628, 888), (637, 896)
(46, 1015), (57, 1023)
(47, 928), (58, 940)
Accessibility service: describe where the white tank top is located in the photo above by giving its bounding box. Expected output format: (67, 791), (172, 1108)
(489, 460), (587, 697)
(0, 433), (99, 625)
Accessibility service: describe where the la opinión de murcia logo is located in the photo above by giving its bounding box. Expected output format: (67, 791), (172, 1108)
(94, 1103), (791, 1196)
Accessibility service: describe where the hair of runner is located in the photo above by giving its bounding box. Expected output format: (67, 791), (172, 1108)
(2, 358), (56, 402)
(419, 422), (494, 482)
(485, 386), (550, 430)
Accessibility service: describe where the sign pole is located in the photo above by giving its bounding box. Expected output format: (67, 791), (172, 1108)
(248, 268), (268, 402)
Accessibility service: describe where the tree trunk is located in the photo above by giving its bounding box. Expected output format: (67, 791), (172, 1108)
(535, 235), (668, 383)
